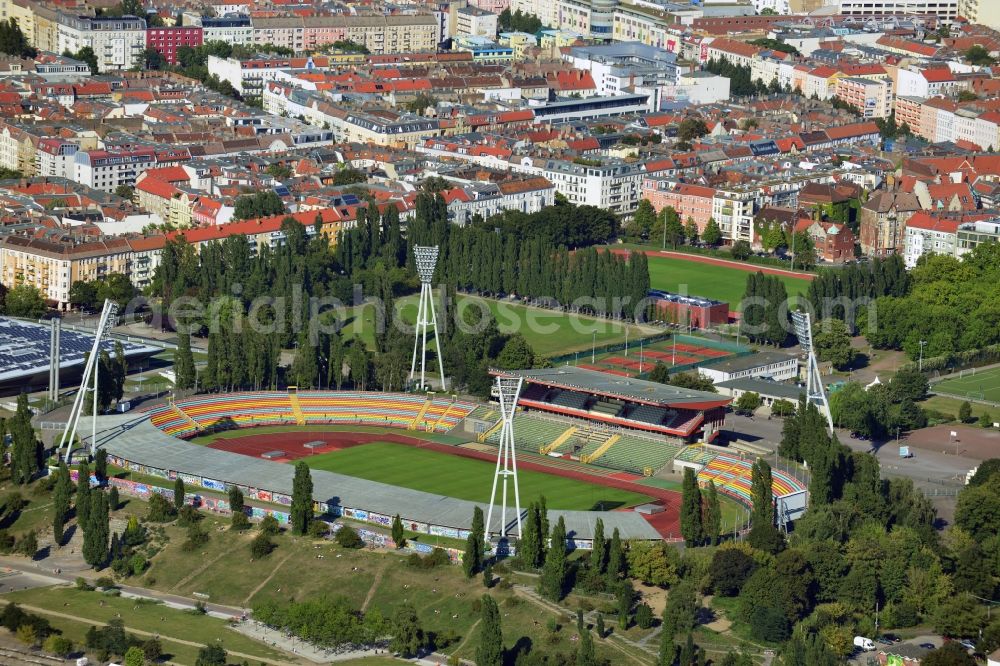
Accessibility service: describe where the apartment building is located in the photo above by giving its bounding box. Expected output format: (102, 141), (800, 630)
(56, 15), (146, 72)
(74, 148), (157, 192)
(145, 26), (203, 65)
(197, 16), (253, 46)
(36, 138), (78, 179)
(903, 213), (960, 268)
(445, 177), (556, 226)
(838, 0), (957, 24)
(641, 179), (715, 234)
(834, 77), (892, 119)
(958, 0), (1000, 29)
(0, 234), (165, 307)
(451, 5), (498, 38)
(516, 157), (671, 216)
(251, 15), (438, 55)
(956, 219), (1000, 259)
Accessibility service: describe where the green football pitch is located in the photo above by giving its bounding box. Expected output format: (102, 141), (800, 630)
(303, 442), (652, 511)
(933, 366), (1000, 403)
(647, 255), (811, 311)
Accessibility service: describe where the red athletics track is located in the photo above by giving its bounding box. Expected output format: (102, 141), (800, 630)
(607, 248), (815, 281)
(208, 430), (682, 539)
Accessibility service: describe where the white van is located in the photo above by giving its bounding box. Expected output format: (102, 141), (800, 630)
(854, 636), (875, 651)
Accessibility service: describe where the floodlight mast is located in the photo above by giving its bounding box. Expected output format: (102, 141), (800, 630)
(791, 311), (833, 434)
(486, 375), (523, 540)
(410, 246), (447, 391)
(58, 299), (118, 463)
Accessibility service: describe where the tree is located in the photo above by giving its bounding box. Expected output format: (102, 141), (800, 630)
(596, 613), (605, 639)
(704, 480), (721, 545)
(195, 643), (227, 666)
(617, 580), (633, 629)
(659, 206), (684, 249)
(43, 635), (73, 657)
(289, 461), (313, 535)
(964, 44), (997, 67)
(590, 517), (606, 574)
(174, 333), (196, 390)
(734, 391), (762, 415)
(958, 400), (973, 423)
(677, 117), (709, 143)
(702, 218), (722, 246)
(628, 199), (656, 240)
(390, 604), (425, 658)
(9, 395), (39, 485)
(606, 527), (625, 584)
(680, 468), (703, 546)
(577, 627), (596, 666)
(636, 603), (654, 630)
(922, 641), (977, 666)
(496, 334), (535, 370)
(476, 595), (503, 666)
(172, 477), (185, 512)
(66, 46), (98, 74)
(391, 514), (404, 548)
(813, 319), (856, 370)
(538, 516), (568, 601)
(94, 448), (108, 485)
(52, 462), (72, 546)
(463, 532), (478, 579)
(77, 460), (92, 527)
(82, 490), (109, 568)
(4, 284), (46, 318)
(709, 547), (757, 596)
(626, 541), (679, 587)
(748, 459), (784, 553)
(0, 18), (36, 58)
(731, 240), (752, 261)
(124, 646), (145, 666)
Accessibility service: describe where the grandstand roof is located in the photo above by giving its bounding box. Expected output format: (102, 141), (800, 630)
(83, 414), (663, 541)
(496, 366), (730, 409)
(0, 316), (159, 388)
(716, 377), (803, 401)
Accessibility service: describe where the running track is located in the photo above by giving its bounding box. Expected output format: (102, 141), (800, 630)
(609, 248), (815, 280)
(209, 430), (682, 539)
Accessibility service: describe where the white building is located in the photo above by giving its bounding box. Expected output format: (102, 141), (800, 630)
(903, 214), (959, 268)
(955, 219), (1000, 261)
(446, 177), (556, 226)
(562, 42), (678, 98)
(74, 148), (157, 192)
(197, 16), (254, 45)
(452, 5), (499, 38)
(208, 55), (290, 98)
(36, 138), (79, 180)
(958, 0), (1000, 29)
(56, 14), (146, 72)
(698, 351), (799, 384)
(838, 0), (958, 24)
(896, 66), (968, 99)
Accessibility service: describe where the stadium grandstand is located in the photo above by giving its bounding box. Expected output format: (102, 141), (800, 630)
(492, 366), (730, 442)
(147, 391), (476, 438)
(0, 316), (159, 395)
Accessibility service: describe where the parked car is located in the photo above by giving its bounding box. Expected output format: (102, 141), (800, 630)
(854, 637), (875, 651)
(959, 640), (976, 650)
(919, 643), (936, 650)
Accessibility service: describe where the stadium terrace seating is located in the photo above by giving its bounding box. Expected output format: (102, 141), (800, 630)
(550, 390), (591, 411)
(591, 433), (681, 473)
(465, 405), (499, 423)
(697, 454), (807, 507)
(520, 384), (549, 402)
(626, 404), (669, 426)
(591, 399), (623, 418)
(148, 391), (475, 437)
(673, 446), (716, 466)
(486, 413), (570, 453)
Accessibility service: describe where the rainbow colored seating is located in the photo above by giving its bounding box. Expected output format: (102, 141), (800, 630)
(697, 453), (808, 507)
(149, 391), (476, 438)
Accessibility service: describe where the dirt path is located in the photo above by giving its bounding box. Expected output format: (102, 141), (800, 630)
(610, 248), (815, 280)
(172, 545), (236, 593)
(242, 550), (294, 606)
(360, 560), (388, 612)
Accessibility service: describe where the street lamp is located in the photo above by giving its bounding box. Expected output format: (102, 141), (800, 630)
(918, 339), (927, 372)
(592, 331), (597, 364)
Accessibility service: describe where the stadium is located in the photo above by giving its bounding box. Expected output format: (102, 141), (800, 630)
(82, 368), (809, 544)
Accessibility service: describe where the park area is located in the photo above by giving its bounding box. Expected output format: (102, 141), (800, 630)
(567, 334), (742, 378)
(932, 366), (1000, 404)
(646, 254), (811, 311)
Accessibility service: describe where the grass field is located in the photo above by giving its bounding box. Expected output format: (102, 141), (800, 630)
(1, 586), (288, 664)
(918, 395), (995, 422)
(647, 255), (810, 311)
(304, 442), (652, 511)
(933, 366), (1000, 403)
(341, 293), (659, 357)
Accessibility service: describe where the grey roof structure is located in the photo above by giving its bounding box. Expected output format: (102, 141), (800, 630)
(699, 351), (798, 375)
(716, 377), (804, 401)
(497, 366), (729, 407)
(82, 414), (661, 541)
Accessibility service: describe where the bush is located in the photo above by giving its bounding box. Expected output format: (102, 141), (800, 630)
(259, 514), (280, 536)
(250, 533), (275, 559)
(146, 493), (176, 522)
(308, 520), (330, 538)
(43, 634), (73, 657)
(75, 577), (93, 591)
(406, 547), (451, 569)
(334, 526), (363, 549)
(636, 603), (654, 629)
(15, 531), (37, 558)
(181, 523), (209, 552)
(178, 504), (202, 526)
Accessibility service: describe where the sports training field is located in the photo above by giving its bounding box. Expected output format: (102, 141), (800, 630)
(647, 255), (810, 310)
(343, 293), (658, 356)
(304, 442), (652, 511)
(933, 366), (1000, 403)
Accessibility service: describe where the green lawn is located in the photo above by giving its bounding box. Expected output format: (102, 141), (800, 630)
(1, 586), (288, 664)
(340, 293), (658, 357)
(933, 366), (1000, 403)
(919, 394), (996, 422)
(647, 255), (810, 311)
(304, 442), (651, 511)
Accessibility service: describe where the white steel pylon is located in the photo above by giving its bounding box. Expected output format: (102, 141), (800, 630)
(58, 298), (119, 462)
(410, 245), (447, 391)
(791, 311), (833, 434)
(486, 375), (523, 539)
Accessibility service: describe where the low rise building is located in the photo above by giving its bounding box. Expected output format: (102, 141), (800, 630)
(145, 26), (203, 66)
(56, 14), (146, 72)
(698, 351), (799, 384)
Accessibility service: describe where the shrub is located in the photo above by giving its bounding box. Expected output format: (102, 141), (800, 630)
(334, 526), (363, 549)
(181, 523), (209, 552)
(308, 520), (330, 538)
(146, 493), (176, 522)
(259, 514), (280, 536)
(15, 531), (37, 558)
(636, 603), (654, 629)
(250, 533), (275, 559)
(43, 634), (73, 656)
(178, 504), (202, 526)
(75, 577), (93, 591)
